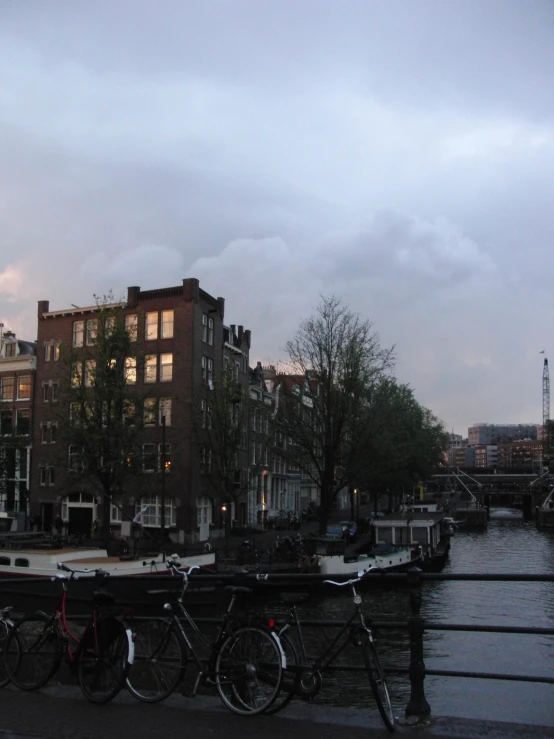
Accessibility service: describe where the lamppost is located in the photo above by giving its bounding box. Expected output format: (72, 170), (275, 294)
(354, 488), (359, 520)
(160, 415), (166, 560)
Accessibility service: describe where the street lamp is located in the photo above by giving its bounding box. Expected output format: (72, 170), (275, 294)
(354, 488), (359, 519)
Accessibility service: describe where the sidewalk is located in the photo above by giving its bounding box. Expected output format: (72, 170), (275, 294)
(1, 685), (552, 739)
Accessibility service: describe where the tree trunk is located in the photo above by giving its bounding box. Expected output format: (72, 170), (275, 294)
(102, 491), (111, 551)
(349, 484), (355, 521)
(318, 468), (335, 535)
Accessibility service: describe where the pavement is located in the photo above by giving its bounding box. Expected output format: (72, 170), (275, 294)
(0, 684), (553, 739)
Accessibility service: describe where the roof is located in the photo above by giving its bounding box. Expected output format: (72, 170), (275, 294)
(373, 512), (444, 525)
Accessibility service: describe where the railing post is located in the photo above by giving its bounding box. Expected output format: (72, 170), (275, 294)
(405, 566), (431, 720)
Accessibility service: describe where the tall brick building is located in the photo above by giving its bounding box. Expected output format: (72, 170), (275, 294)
(32, 279), (253, 542)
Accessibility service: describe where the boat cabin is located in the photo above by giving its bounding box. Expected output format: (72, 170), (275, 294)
(372, 511), (445, 552)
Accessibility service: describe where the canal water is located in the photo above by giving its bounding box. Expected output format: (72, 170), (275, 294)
(269, 509), (554, 726)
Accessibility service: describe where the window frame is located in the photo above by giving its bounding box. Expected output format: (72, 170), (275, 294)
(160, 353), (173, 382)
(17, 376), (31, 400)
(125, 314), (138, 342)
(161, 310), (174, 339)
(145, 312), (158, 341)
(73, 320), (85, 347)
(1, 377), (14, 401)
(144, 355), (157, 383)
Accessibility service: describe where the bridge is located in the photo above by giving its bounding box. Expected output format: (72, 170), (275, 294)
(429, 470), (554, 526)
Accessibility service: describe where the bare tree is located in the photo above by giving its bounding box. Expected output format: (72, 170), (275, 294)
(275, 296), (395, 534)
(195, 364), (272, 539)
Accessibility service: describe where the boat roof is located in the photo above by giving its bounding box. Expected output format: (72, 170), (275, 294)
(373, 512), (444, 525)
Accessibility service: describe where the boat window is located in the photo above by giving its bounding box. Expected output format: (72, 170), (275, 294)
(0, 556), (10, 566)
(14, 558), (29, 568)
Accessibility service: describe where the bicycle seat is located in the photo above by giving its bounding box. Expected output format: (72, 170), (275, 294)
(279, 592), (310, 604)
(225, 585), (252, 595)
(92, 590), (115, 605)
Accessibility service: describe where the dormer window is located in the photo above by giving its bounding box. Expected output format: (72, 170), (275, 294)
(4, 342), (16, 358)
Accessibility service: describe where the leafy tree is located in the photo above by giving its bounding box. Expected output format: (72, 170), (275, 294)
(274, 296), (395, 534)
(54, 297), (147, 547)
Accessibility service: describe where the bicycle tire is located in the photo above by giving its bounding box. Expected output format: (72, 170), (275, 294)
(361, 638), (395, 733)
(215, 626), (283, 715)
(263, 632), (298, 714)
(78, 614), (131, 704)
(5, 613), (62, 691)
(0, 619), (13, 688)
(126, 619), (186, 702)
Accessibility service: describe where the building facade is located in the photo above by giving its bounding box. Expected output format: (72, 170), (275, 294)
(0, 329), (36, 524)
(32, 279), (244, 542)
(468, 423), (540, 446)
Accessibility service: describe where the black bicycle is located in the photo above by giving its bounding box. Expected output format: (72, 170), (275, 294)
(126, 561), (284, 715)
(266, 568), (396, 732)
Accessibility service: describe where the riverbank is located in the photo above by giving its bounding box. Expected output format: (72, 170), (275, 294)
(0, 685), (552, 739)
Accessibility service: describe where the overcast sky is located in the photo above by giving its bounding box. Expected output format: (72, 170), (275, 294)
(1, 0), (553, 436)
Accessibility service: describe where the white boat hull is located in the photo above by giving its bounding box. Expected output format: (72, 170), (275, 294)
(317, 547), (417, 576)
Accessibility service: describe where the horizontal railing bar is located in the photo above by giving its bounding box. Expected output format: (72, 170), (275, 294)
(425, 669), (554, 684)
(423, 623), (554, 635)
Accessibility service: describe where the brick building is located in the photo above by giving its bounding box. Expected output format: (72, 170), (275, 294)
(0, 328), (36, 523)
(32, 279), (254, 542)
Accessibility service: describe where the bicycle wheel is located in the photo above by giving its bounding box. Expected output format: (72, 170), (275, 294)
(0, 619), (12, 688)
(5, 614), (62, 690)
(78, 615), (131, 704)
(215, 626), (283, 715)
(126, 619), (186, 702)
(361, 637), (395, 733)
(264, 632), (298, 714)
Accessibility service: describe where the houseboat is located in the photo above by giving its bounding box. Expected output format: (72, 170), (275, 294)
(372, 509), (450, 572)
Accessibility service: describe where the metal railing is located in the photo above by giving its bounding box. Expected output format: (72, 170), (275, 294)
(1, 567), (553, 719)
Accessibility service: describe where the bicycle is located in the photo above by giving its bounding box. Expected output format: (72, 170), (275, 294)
(0, 606), (15, 688)
(4, 563), (134, 704)
(265, 568), (396, 732)
(126, 560), (284, 714)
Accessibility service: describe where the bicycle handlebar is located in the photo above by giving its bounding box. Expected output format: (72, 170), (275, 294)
(56, 563), (110, 577)
(322, 566), (385, 588)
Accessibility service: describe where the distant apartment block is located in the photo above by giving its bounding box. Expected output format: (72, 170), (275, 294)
(468, 423), (540, 446)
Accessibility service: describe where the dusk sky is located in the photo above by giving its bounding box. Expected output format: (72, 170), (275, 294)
(1, 1), (553, 436)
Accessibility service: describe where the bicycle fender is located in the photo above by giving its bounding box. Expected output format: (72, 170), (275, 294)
(270, 631), (287, 669)
(126, 628), (135, 665)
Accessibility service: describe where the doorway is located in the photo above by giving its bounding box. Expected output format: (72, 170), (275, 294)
(41, 502), (54, 532)
(68, 507), (93, 536)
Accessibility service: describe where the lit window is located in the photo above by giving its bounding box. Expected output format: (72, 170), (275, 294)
(71, 364), (83, 387)
(73, 321), (84, 347)
(0, 378), (14, 401)
(125, 314), (138, 342)
(144, 398), (156, 426)
(86, 319), (98, 345)
(17, 376), (31, 400)
(160, 353), (173, 382)
(159, 398), (172, 427)
(125, 357), (137, 384)
(146, 312), (158, 341)
(161, 310), (174, 339)
(160, 443), (171, 473)
(104, 316), (115, 337)
(145, 355), (157, 383)
(84, 360), (96, 387)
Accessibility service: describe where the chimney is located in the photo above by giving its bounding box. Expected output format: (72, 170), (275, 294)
(37, 300), (49, 318)
(182, 278), (199, 302)
(127, 286), (140, 308)
(217, 297), (225, 320)
(238, 325), (243, 342)
(244, 329), (251, 348)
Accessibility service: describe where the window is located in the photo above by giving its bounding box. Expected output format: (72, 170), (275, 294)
(196, 497), (212, 528)
(52, 382), (58, 402)
(39, 467), (47, 486)
(48, 467), (55, 486)
(235, 361), (240, 380)
(71, 363), (83, 387)
(160, 443), (171, 473)
(200, 446), (212, 473)
(0, 411), (12, 436)
(201, 399), (206, 429)
(125, 314), (138, 342)
(1, 377), (14, 401)
(86, 319), (98, 345)
(135, 495), (177, 527)
(84, 360), (95, 387)
(73, 321), (84, 347)
(14, 558), (29, 568)
(40, 423), (48, 444)
(43, 382), (50, 402)
(202, 314), (214, 345)
(123, 401), (136, 426)
(104, 316), (115, 337)
(125, 357), (137, 384)
(50, 423), (57, 444)
(146, 312), (158, 340)
(68, 446), (82, 472)
(144, 398), (156, 426)
(16, 409), (30, 435)
(4, 342), (16, 358)
(160, 353), (173, 382)
(161, 310), (174, 339)
(142, 443), (157, 472)
(201, 356), (213, 383)
(159, 398), (172, 427)
(110, 504), (122, 523)
(17, 376), (31, 400)
(145, 355), (157, 383)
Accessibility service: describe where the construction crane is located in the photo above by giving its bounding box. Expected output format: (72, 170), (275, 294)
(543, 355), (550, 428)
